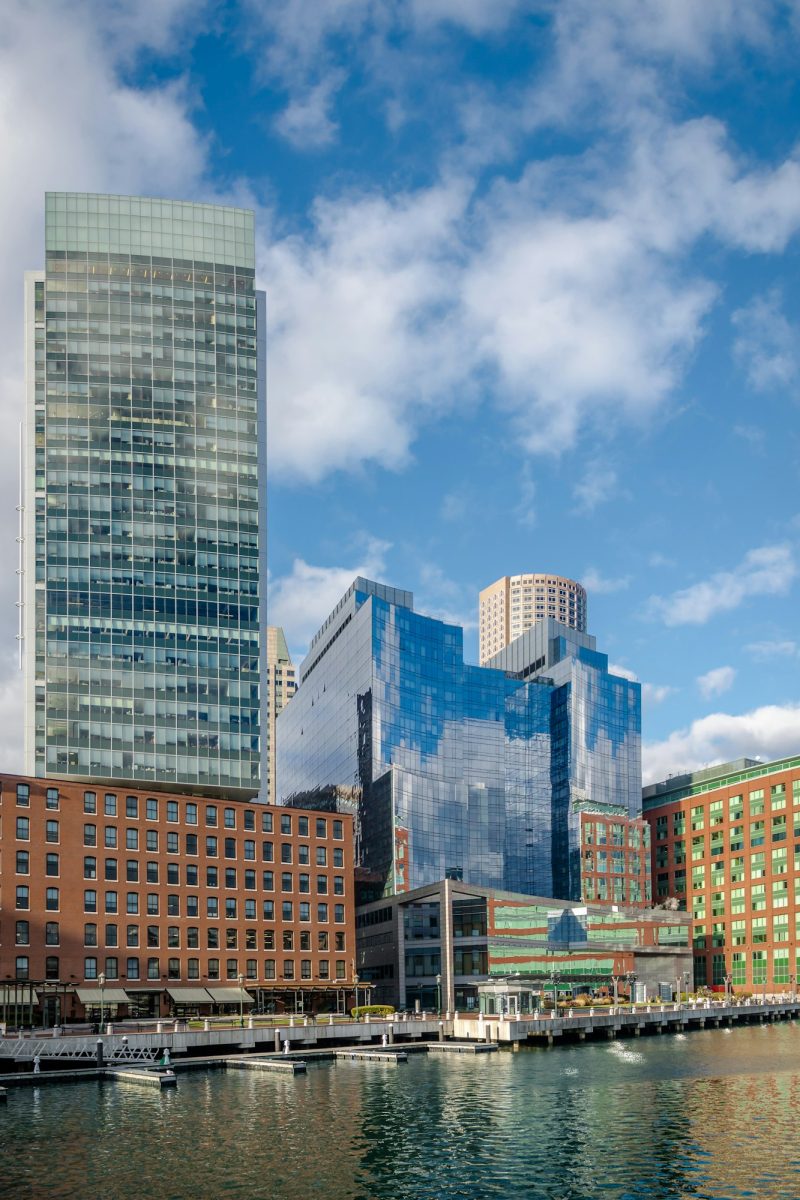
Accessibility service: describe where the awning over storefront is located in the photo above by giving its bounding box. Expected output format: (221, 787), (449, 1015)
(166, 987), (213, 1004)
(0, 984), (37, 1003)
(75, 987), (131, 1005)
(205, 987), (255, 1004)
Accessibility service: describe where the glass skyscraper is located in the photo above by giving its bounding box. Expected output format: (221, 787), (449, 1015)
(23, 193), (264, 797)
(276, 578), (642, 899)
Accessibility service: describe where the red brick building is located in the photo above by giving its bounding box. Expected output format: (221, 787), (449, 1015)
(643, 755), (800, 995)
(579, 811), (652, 906)
(0, 774), (355, 1024)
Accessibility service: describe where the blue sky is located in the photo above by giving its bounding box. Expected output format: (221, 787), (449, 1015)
(1, 0), (800, 781)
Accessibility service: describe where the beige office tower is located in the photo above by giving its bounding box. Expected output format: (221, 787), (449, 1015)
(265, 626), (297, 802)
(479, 574), (587, 664)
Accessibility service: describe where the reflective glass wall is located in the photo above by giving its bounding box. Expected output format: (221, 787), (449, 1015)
(25, 194), (262, 794)
(277, 581), (642, 899)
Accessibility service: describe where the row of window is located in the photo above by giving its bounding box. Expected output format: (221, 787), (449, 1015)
(12, 919), (346, 954)
(11, 956), (348, 982)
(8, 782), (344, 839)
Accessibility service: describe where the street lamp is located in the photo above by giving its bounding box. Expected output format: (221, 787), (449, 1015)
(237, 973), (244, 1028)
(353, 974), (359, 1016)
(98, 972), (106, 1033)
(550, 970), (560, 1014)
(625, 971), (637, 1007)
(436, 973), (442, 1016)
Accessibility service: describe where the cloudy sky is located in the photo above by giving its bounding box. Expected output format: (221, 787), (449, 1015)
(1, 0), (800, 784)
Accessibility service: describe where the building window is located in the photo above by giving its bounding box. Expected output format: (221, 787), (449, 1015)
(224, 838), (236, 859)
(46, 888), (60, 911)
(45, 921), (59, 945)
(84, 957), (98, 980)
(281, 814), (292, 835)
(317, 903), (328, 923)
(126, 861), (139, 883)
(334, 905), (345, 923)
(186, 834), (198, 856)
(264, 959), (276, 980)
(105, 827), (117, 849)
(16, 817), (29, 840)
(84, 856), (97, 879)
(15, 920), (30, 945)
(105, 892), (117, 914)
(84, 792), (97, 814)
(167, 801), (179, 823)
(45, 957), (59, 980)
(261, 811), (273, 833)
(208, 959), (220, 980)
(105, 924), (118, 947)
(168, 958), (180, 980)
(16, 850), (29, 874)
(243, 839), (255, 861)
(126, 893), (139, 915)
(16, 783), (30, 806)
(85, 923), (98, 947)
(105, 958), (119, 980)
(224, 808), (236, 828)
(243, 810), (255, 831)
(16, 958), (30, 982)
(333, 820), (343, 840)
(206, 837), (218, 857)
(283, 959), (295, 980)
(105, 859), (117, 882)
(147, 926), (159, 948)
(126, 796), (138, 819)
(317, 875), (328, 895)
(147, 894), (159, 915)
(298, 816), (309, 837)
(126, 829), (139, 851)
(262, 841), (274, 862)
(167, 832), (179, 854)
(167, 864), (180, 886)
(45, 787), (59, 810)
(282, 901), (293, 921)
(45, 820), (59, 843)
(146, 798), (158, 821)
(83, 822), (97, 845)
(206, 805), (217, 827)
(168, 895), (180, 917)
(207, 897), (219, 918)
(127, 925), (139, 947)
(188, 958), (200, 980)
(147, 863), (159, 884)
(316, 818), (327, 839)
(147, 958), (160, 980)
(187, 927), (199, 949)
(104, 794), (117, 817)
(263, 901), (274, 920)
(299, 903), (310, 922)
(127, 957), (140, 980)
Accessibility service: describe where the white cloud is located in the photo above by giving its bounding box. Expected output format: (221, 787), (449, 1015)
(642, 682), (676, 706)
(643, 702), (800, 785)
(733, 290), (799, 392)
(746, 640), (799, 660)
(268, 537), (390, 657)
(582, 568), (631, 595)
(416, 563), (477, 631)
(608, 664), (674, 706)
(273, 71), (345, 148)
(262, 179), (471, 482)
(572, 461), (618, 513)
(647, 544), (796, 626)
(697, 665), (736, 698)
(648, 552), (676, 568)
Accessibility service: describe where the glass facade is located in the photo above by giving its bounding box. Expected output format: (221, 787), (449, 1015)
(24, 194), (262, 794)
(277, 578), (642, 899)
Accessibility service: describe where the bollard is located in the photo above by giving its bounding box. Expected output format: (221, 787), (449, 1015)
(274, 1029), (281, 1053)
(289, 1015), (295, 1028)
(283, 1039), (290, 1056)
(388, 1025), (394, 1044)
(106, 1023), (113, 1036)
(204, 1018), (210, 1032)
(96, 1038), (104, 1068)
(304, 1016), (309, 1027)
(329, 1013), (335, 1026)
(248, 1015), (254, 1029)
(173, 1020), (180, 1033)
(156, 1021), (163, 1034)
(438, 1021), (444, 1043)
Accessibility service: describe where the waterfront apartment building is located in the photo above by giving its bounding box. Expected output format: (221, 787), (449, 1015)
(265, 627), (296, 804)
(643, 755), (800, 995)
(0, 774), (355, 1025)
(479, 573), (587, 665)
(356, 879), (690, 1012)
(277, 578), (643, 904)
(23, 193), (264, 797)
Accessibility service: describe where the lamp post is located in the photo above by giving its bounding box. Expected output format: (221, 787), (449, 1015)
(675, 975), (681, 1007)
(683, 970), (691, 1005)
(625, 971), (637, 1008)
(612, 974), (621, 1011)
(353, 974), (359, 1017)
(550, 970), (560, 1014)
(237, 973), (244, 1028)
(790, 973), (796, 1004)
(436, 973), (442, 1017)
(98, 972), (106, 1033)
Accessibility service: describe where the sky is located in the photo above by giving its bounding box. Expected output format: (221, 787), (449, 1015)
(1, 0), (800, 784)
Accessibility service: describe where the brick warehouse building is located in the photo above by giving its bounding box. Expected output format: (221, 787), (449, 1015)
(643, 755), (800, 995)
(0, 774), (355, 1025)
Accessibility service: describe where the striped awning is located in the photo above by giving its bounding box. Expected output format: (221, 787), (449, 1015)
(205, 986), (255, 1004)
(166, 987), (213, 1004)
(75, 987), (131, 1004)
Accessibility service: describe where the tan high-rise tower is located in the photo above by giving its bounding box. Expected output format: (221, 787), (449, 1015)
(479, 574), (587, 664)
(265, 626), (296, 803)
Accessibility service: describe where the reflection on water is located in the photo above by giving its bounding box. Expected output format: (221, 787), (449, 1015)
(2, 1023), (800, 1199)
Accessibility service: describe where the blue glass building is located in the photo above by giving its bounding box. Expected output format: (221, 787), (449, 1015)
(276, 579), (641, 899)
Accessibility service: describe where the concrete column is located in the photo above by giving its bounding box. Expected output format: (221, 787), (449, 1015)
(441, 878), (455, 1015)
(274, 1029), (281, 1052)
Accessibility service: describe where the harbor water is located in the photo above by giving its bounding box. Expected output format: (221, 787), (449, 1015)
(2, 1022), (800, 1199)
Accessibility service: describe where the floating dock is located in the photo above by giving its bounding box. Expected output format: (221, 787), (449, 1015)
(335, 1049), (408, 1063)
(108, 1067), (177, 1088)
(426, 1042), (498, 1054)
(226, 1056), (307, 1075)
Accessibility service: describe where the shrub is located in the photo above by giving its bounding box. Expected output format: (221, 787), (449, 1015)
(351, 1004), (395, 1019)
